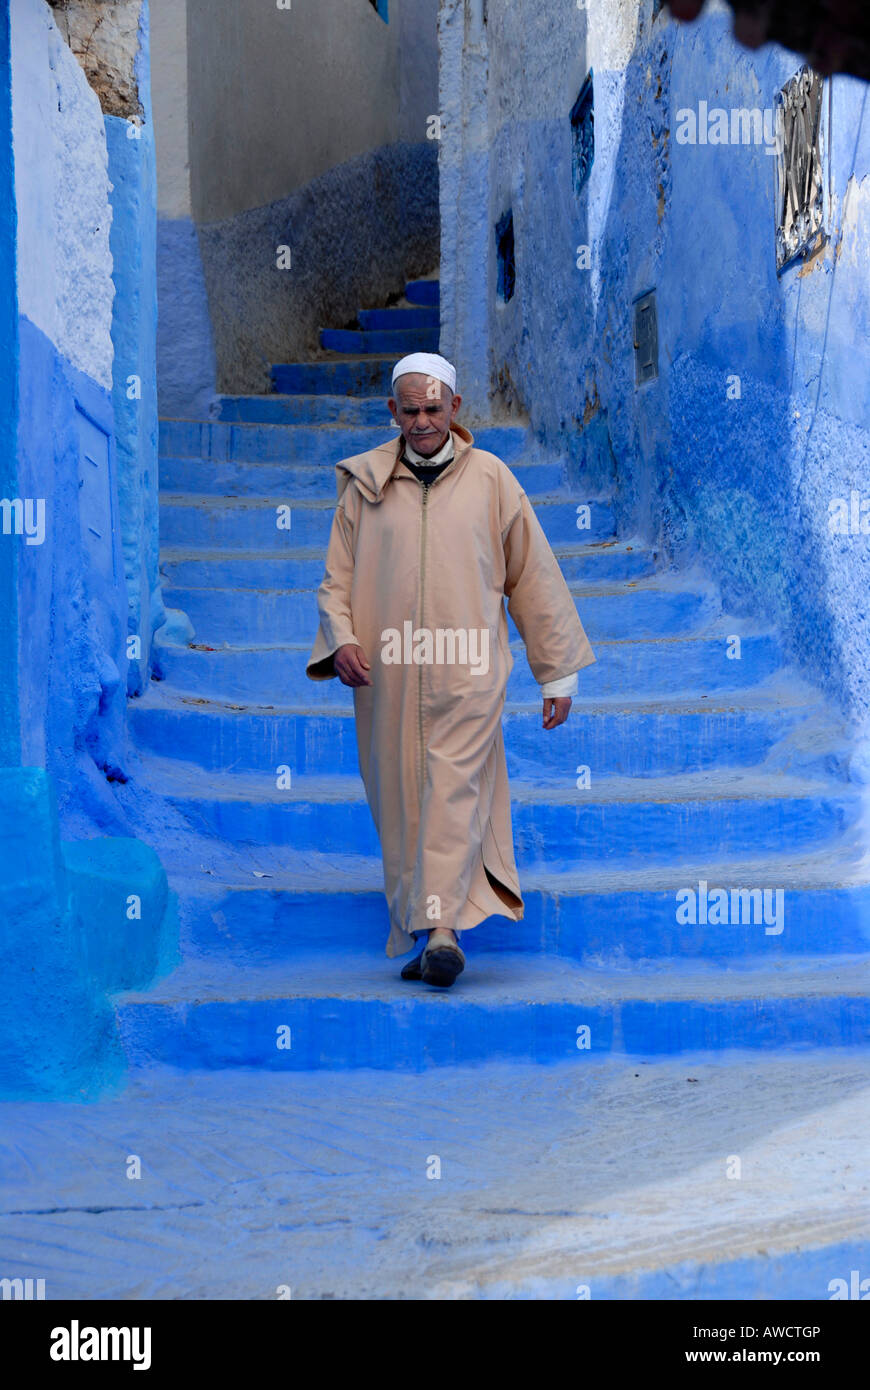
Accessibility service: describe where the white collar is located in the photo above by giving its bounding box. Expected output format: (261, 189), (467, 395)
(402, 431), (456, 466)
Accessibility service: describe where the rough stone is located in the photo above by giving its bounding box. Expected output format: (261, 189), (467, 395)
(47, 0), (144, 118)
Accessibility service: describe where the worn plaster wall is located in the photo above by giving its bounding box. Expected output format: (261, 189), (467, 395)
(650, 14), (870, 741)
(439, 0), (870, 739)
(16, 1), (115, 389)
(196, 138), (439, 396)
(14, 0), (164, 809)
(12, 0), (128, 829)
(3, 0), (177, 1100)
(36, 0), (163, 706)
(438, 0), (492, 425)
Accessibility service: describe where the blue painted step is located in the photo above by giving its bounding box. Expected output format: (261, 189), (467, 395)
(170, 850), (870, 965)
(128, 686), (820, 782)
(130, 755), (859, 866)
(159, 420), (394, 464)
(357, 306), (439, 330)
(320, 327), (440, 353)
(159, 418), (532, 464)
(159, 578), (715, 646)
(217, 394), (394, 426)
(157, 496), (616, 550)
(158, 540), (658, 588)
(151, 631), (785, 704)
(405, 278), (440, 306)
(113, 952), (870, 1071)
(271, 358), (396, 396)
(158, 455), (564, 498)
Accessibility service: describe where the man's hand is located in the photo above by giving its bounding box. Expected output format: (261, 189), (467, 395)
(542, 696), (571, 730)
(334, 643), (372, 687)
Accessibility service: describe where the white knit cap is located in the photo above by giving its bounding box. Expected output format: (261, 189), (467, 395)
(391, 352), (456, 395)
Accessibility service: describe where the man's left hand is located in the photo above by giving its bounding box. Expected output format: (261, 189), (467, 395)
(542, 696), (571, 730)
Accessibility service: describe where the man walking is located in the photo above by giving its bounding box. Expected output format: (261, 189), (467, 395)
(307, 353), (595, 986)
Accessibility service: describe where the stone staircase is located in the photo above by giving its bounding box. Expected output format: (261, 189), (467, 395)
(117, 275), (870, 1073)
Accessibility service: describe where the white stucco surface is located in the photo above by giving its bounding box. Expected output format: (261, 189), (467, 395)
(11, 0), (114, 387)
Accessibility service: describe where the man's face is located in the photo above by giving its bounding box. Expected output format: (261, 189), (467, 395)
(388, 374), (461, 456)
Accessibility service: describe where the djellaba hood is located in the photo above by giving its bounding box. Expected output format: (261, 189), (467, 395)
(333, 423), (475, 504)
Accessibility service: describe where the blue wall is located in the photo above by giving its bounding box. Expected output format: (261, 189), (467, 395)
(156, 215), (219, 418)
(0, 763), (179, 1101)
(0, 0), (178, 1101)
(16, 317), (130, 828)
(105, 0), (165, 695)
(455, 1), (870, 740)
(0, 0), (20, 768)
(601, 15), (870, 738)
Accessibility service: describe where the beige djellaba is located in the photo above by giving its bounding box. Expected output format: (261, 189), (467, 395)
(307, 423), (596, 957)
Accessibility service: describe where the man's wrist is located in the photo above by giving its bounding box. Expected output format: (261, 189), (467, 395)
(540, 671), (578, 698)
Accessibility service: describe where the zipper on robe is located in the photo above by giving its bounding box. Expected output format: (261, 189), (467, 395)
(417, 481), (430, 810)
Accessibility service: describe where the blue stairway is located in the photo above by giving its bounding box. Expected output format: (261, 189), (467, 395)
(119, 275), (870, 1071)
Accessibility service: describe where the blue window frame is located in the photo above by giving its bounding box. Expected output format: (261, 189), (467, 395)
(570, 71), (594, 197)
(495, 210), (515, 303)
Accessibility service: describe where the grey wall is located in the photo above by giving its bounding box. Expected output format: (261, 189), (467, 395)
(151, 0), (218, 416)
(152, 0), (439, 406)
(186, 0), (436, 222)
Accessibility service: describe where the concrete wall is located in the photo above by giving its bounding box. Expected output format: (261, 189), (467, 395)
(151, 0), (217, 417)
(186, 0), (436, 222)
(152, 0), (440, 406)
(439, 0), (870, 740)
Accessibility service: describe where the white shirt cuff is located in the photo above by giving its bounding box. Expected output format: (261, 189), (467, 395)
(540, 671), (578, 698)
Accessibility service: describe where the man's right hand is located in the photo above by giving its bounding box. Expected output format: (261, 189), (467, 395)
(334, 643), (373, 687)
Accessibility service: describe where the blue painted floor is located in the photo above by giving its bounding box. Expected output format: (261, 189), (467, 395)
(8, 276), (867, 1297)
(2, 1053), (869, 1298)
